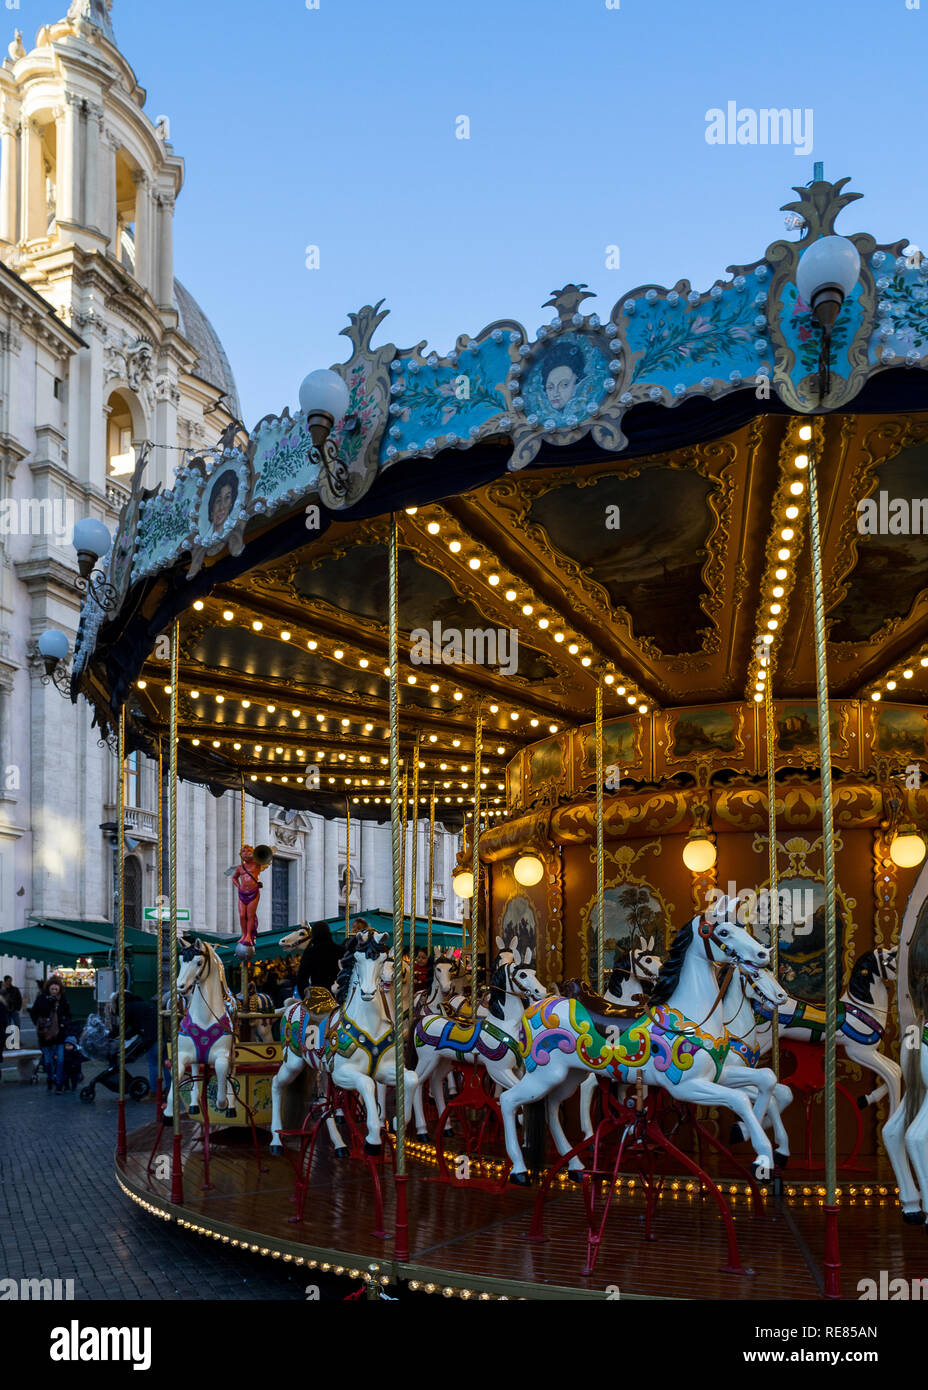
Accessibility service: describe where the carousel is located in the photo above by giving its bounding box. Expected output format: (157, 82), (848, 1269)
(56, 174), (928, 1300)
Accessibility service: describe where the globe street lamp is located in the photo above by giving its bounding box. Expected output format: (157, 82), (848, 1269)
(299, 369), (352, 500)
(73, 516), (117, 611)
(795, 235), (861, 399)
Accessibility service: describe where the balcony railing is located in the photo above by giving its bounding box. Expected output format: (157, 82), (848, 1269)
(104, 804), (158, 840)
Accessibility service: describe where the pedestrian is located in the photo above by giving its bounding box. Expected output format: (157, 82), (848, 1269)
(109, 991), (159, 1093)
(0, 990), (8, 1065)
(413, 948), (428, 992)
(2, 975), (21, 1030)
(295, 920), (342, 998)
(31, 977), (72, 1093)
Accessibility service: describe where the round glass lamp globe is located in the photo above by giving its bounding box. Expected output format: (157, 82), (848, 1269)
(889, 831), (927, 869)
(452, 870), (475, 899)
(796, 236), (861, 305)
(72, 517), (112, 559)
(513, 854), (544, 887)
(299, 369), (350, 421)
(682, 836), (717, 873)
(37, 629), (69, 662)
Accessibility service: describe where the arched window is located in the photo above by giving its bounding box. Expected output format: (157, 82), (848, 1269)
(106, 390), (138, 479)
(123, 856), (143, 932)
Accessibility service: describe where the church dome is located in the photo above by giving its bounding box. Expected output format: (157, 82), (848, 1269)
(174, 279), (242, 421)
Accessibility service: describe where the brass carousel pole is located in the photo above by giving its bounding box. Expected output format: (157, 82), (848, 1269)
(155, 736), (164, 1108)
(116, 704), (127, 1158)
(409, 732), (421, 955)
(595, 675), (606, 994)
(427, 788), (436, 957)
(400, 764), (408, 925)
(471, 706), (483, 1016)
(387, 514), (409, 1260)
(805, 422), (840, 1297)
(763, 667), (780, 1083)
(168, 620), (183, 1203)
(345, 794), (351, 937)
(240, 776), (249, 1011)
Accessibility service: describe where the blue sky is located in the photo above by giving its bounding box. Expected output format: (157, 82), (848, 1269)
(20, 0), (928, 424)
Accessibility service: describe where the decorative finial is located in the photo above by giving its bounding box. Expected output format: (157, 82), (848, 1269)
(8, 30), (26, 60)
(781, 176), (862, 243)
(543, 284), (596, 324)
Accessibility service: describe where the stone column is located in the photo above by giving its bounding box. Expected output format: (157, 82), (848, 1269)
(0, 122), (19, 245)
(100, 129), (118, 249)
(83, 102), (103, 232)
(21, 119), (46, 242)
(131, 169), (150, 291)
(55, 97), (81, 227)
(156, 190), (174, 310)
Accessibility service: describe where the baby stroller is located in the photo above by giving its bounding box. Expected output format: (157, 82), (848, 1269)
(78, 1013), (150, 1103)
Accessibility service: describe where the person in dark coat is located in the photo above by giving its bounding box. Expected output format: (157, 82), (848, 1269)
(296, 921), (342, 998)
(30, 977), (72, 1093)
(109, 992), (159, 1090)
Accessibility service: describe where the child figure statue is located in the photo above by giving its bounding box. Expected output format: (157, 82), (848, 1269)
(231, 844), (274, 960)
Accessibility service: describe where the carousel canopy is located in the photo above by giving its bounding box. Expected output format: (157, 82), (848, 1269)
(70, 178), (928, 827)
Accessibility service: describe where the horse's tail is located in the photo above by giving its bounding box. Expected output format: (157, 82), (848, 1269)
(522, 1101), (548, 1180)
(404, 1019), (418, 1071)
(904, 1022), (926, 1127)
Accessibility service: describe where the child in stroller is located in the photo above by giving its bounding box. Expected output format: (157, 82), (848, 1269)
(78, 1011), (151, 1103)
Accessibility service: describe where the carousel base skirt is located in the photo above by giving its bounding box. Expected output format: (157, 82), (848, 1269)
(116, 1124), (925, 1301)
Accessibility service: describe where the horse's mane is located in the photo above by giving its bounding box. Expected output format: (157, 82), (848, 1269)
(333, 930), (387, 1006)
(487, 954), (510, 1020)
(649, 920), (694, 1006)
(848, 950), (878, 1005)
(606, 950), (632, 993)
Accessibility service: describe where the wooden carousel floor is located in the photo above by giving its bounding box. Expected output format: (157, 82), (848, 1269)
(117, 1123), (928, 1300)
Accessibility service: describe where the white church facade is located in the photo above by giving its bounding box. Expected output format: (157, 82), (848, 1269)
(0, 1), (462, 993)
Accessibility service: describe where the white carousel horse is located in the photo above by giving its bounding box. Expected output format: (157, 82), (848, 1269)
(578, 937), (663, 1139)
(413, 948), (458, 1018)
(752, 947), (901, 1114)
(163, 939), (235, 1119)
(500, 897), (777, 1184)
(717, 961), (794, 1163)
(271, 927), (418, 1154)
(411, 946), (549, 1138)
(883, 951), (928, 1228)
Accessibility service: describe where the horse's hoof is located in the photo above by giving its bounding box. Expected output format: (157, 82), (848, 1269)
(508, 1171), (531, 1187)
(774, 1151), (789, 1170)
(567, 1170), (585, 1184)
(334, 1146), (349, 1159)
(728, 1123), (743, 1145)
(269, 1143), (282, 1156)
(857, 1095), (869, 1111)
(416, 1131), (429, 1140)
(187, 1105), (200, 1116)
(364, 1141), (382, 1156)
(902, 1210), (924, 1225)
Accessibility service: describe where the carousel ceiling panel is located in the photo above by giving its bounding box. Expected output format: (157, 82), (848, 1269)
(522, 468), (715, 654)
(829, 443), (928, 645)
(189, 624), (389, 702)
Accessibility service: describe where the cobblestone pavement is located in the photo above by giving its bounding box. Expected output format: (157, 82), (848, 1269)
(0, 1080), (353, 1301)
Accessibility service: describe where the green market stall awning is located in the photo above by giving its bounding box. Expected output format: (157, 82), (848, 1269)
(0, 917), (159, 967)
(212, 912), (466, 963)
